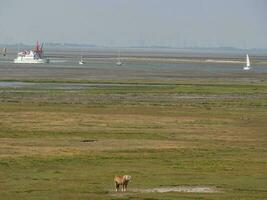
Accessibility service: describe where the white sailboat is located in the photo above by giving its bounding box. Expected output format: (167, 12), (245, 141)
(79, 56), (85, 65)
(243, 54), (251, 71)
(1, 48), (6, 56)
(116, 50), (122, 66)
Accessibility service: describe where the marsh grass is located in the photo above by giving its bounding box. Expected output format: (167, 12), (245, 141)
(0, 81), (266, 199)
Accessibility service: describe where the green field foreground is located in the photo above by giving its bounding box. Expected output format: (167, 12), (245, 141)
(0, 81), (266, 200)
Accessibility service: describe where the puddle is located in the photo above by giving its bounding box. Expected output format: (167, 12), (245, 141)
(81, 139), (97, 143)
(0, 81), (169, 90)
(49, 59), (67, 63)
(132, 186), (220, 193)
(0, 81), (34, 87)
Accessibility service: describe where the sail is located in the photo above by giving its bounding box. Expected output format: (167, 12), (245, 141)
(246, 54), (250, 67)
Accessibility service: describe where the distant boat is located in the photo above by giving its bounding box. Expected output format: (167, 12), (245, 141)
(79, 56), (85, 65)
(14, 41), (49, 64)
(116, 50), (122, 66)
(243, 54), (251, 71)
(1, 48), (6, 56)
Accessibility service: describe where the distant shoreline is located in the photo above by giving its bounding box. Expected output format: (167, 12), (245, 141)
(1, 43), (267, 52)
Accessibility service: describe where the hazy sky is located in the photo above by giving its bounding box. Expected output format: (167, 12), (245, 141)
(0, 0), (266, 48)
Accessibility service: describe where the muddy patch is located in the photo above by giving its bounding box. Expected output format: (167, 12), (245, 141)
(80, 139), (97, 143)
(132, 186), (220, 193)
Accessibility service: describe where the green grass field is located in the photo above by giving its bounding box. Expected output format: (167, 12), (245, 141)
(0, 80), (266, 200)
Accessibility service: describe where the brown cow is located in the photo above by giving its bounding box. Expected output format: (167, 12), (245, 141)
(114, 175), (132, 192)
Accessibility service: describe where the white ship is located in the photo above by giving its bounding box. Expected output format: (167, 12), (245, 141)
(14, 42), (49, 64)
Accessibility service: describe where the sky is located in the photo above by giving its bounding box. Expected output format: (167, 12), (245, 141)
(0, 0), (266, 48)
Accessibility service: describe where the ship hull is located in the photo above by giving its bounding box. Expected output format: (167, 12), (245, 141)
(14, 58), (49, 64)
(243, 67), (251, 71)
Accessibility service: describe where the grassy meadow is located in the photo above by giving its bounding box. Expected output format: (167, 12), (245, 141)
(0, 80), (266, 200)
